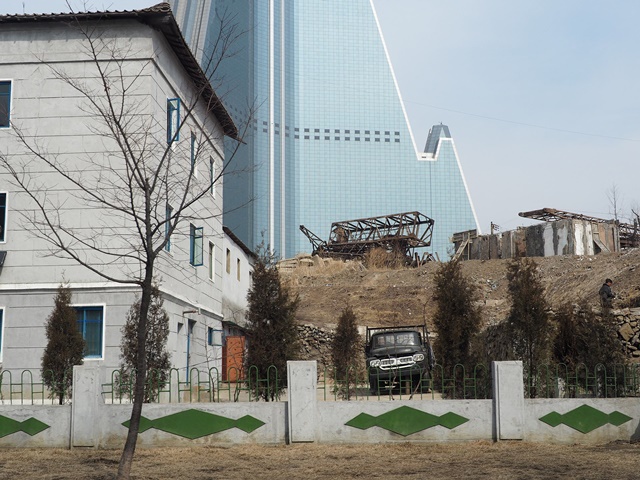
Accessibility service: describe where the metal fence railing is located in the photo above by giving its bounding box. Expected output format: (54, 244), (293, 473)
(319, 364), (492, 401)
(5, 363), (640, 405)
(526, 363), (640, 399)
(0, 369), (73, 405)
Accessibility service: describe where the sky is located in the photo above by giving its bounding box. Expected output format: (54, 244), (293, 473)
(3, 0), (640, 234)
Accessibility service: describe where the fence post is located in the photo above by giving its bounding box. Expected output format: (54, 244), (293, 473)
(71, 365), (102, 447)
(287, 360), (317, 443)
(492, 361), (525, 440)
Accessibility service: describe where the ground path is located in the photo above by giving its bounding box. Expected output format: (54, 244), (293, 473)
(1, 441), (637, 479)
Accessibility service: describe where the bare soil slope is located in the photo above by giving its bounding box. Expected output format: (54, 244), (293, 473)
(282, 249), (640, 331)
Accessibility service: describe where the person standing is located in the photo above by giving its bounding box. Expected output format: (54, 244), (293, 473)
(599, 278), (615, 308)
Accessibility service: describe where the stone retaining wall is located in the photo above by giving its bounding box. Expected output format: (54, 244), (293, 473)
(614, 307), (640, 357)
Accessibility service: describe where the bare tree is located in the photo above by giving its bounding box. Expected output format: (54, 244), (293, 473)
(0, 8), (249, 479)
(607, 183), (624, 222)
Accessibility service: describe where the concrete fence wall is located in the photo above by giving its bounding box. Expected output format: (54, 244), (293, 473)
(0, 361), (638, 448)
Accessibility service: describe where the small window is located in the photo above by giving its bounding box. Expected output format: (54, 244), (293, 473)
(208, 241), (215, 281)
(0, 192), (6, 242)
(209, 157), (215, 196)
(190, 132), (199, 176)
(190, 224), (203, 266)
(207, 326), (218, 346)
(226, 248), (231, 273)
(76, 306), (104, 358)
(236, 258), (241, 281)
(167, 98), (180, 144)
(164, 204), (172, 252)
(0, 81), (11, 128)
(0, 308), (4, 360)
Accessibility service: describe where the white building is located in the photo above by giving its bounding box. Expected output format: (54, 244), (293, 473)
(0, 4), (242, 381)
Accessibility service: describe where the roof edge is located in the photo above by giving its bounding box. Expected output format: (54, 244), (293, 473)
(0, 2), (239, 140)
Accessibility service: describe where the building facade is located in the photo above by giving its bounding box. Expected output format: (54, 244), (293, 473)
(170, 0), (479, 259)
(0, 5), (239, 381)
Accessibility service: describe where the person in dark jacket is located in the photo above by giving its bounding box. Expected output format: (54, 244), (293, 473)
(599, 278), (615, 308)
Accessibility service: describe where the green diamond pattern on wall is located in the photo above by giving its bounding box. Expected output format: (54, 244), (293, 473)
(122, 409), (265, 439)
(0, 414), (50, 438)
(539, 405), (632, 434)
(345, 406), (468, 436)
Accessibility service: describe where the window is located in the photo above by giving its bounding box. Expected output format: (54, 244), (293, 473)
(208, 241), (215, 280)
(75, 306), (103, 358)
(190, 131), (198, 176)
(0, 308), (4, 360)
(164, 204), (172, 252)
(0, 192), (6, 242)
(190, 224), (203, 266)
(209, 157), (215, 196)
(226, 248), (231, 273)
(236, 258), (241, 281)
(0, 81), (10, 128)
(207, 327), (216, 346)
(167, 98), (180, 144)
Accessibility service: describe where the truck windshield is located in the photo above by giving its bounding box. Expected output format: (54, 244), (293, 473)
(372, 332), (420, 348)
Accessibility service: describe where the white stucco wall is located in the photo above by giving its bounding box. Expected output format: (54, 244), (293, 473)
(0, 18), (227, 377)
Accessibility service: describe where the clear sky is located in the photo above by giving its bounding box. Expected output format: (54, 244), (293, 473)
(3, 0), (639, 234)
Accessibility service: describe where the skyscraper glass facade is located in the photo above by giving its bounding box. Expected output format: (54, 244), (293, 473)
(171, 0), (479, 259)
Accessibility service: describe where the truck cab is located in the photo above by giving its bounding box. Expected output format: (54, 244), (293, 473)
(365, 325), (434, 394)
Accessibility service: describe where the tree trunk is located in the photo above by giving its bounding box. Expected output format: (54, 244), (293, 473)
(117, 271), (152, 479)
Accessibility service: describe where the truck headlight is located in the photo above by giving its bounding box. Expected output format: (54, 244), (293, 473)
(412, 353), (425, 362)
(369, 360), (381, 368)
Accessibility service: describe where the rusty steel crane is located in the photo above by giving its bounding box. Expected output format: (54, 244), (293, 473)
(300, 211), (435, 261)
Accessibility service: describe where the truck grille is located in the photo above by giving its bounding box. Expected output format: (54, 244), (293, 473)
(379, 356), (415, 370)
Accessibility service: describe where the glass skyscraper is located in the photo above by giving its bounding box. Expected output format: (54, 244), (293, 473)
(171, 0), (479, 259)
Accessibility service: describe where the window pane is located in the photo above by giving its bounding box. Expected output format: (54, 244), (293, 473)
(165, 204), (172, 252)
(0, 81), (10, 128)
(167, 98), (180, 144)
(0, 192), (6, 242)
(190, 225), (203, 266)
(0, 309), (3, 358)
(76, 306), (103, 358)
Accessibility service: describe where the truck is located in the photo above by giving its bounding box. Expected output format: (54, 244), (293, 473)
(365, 324), (435, 394)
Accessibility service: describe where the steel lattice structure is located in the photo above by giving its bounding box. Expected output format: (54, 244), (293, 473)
(300, 211), (434, 259)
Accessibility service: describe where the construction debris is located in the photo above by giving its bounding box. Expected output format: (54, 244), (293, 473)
(452, 207), (632, 261)
(300, 211), (435, 263)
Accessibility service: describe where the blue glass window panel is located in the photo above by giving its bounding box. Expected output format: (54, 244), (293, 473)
(76, 306), (103, 358)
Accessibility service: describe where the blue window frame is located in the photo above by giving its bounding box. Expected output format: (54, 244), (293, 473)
(0, 308), (4, 359)
(190, 224), (203, 266)
(164, 204), (172, 252)
(190, 131), (197, 173)
(207, 327), (214, 346)
(75, 306), (103, 358)
(0, 192), (6, 242)
(209, 157), (215, 195)
(0, 81), (10, 128)
(167, 98), (180, 144)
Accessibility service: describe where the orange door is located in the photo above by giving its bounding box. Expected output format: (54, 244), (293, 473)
(222, 336), (245, 381)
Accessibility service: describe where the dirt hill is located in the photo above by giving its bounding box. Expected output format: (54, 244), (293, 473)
(280, 249), (640, 332)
